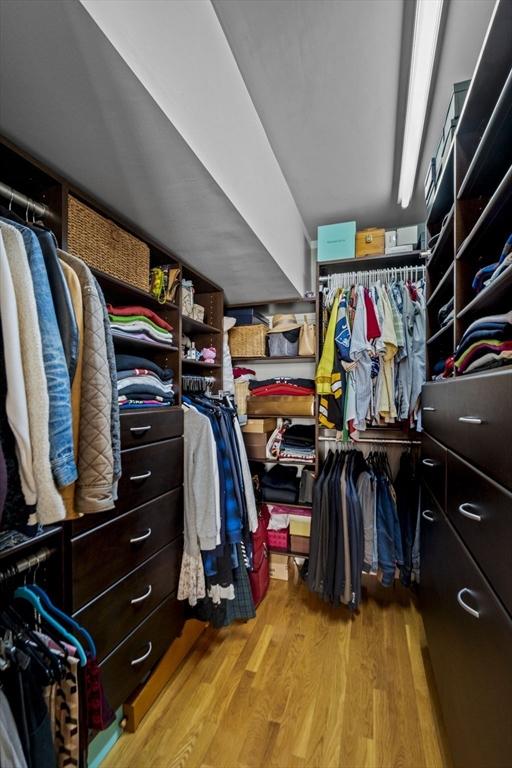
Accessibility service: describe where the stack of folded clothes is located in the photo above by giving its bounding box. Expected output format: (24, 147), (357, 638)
(279, 424), (315, 464)
(438, 297), (454, 327)
(108, 304), (175, 347)
(454, 310), (512, 375)
(247, 377), (315, 417)
(115, 353), (174, 409)
(260, 464), (300, 504)
(472, 234), (512, 294)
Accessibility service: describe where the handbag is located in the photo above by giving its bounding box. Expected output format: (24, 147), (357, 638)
(249, 504), (270, 607)
(299, 322), (316, 356)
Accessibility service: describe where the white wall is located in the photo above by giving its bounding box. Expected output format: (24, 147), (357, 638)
(80, 0), (310, 295)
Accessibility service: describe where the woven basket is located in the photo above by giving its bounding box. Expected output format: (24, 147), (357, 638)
(67, 195), (150, 291)
(229, 324), (267, 358)
(234, 380), (250, 416)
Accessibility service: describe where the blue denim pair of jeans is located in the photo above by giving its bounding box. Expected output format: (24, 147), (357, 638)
(376, 474), (404, 587)
(1, 218), (77, 488)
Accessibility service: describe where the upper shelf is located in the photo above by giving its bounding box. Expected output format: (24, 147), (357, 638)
(112, 330), (179, 353)
(458, 264), (512, 322)
(93, 267), (178, 312)
(458, 65), (512, 200)
(182, 358), (222, 370)
(181, 314), (221, 336)
(426, 139), (455, 230)
(318, 250), (426, 275)
(231, 355), (316, 363)
(427, 206), (454, 274)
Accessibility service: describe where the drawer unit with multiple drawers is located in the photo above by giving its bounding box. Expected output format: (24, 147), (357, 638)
(64, 406), (185, 710)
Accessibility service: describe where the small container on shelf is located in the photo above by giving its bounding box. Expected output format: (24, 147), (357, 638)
(267, 528), (289, 551)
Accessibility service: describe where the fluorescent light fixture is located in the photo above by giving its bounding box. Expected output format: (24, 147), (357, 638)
(398, 0), (444, 209)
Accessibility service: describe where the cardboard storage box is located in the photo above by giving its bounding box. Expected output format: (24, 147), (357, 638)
(191, 303), (205, 322)
(242, 418), (278, 434)
(290, 535), (310, 555)
(396, 225), (419, 248)
(289, 510), (312, 537)
(317, 221), (356, 261)
(269, 553), (289, 581)
(243, 430), (271, 461)
(356, 228), (385, 257)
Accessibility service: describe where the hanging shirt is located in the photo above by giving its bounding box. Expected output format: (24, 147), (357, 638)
(377, 287), (398, 422)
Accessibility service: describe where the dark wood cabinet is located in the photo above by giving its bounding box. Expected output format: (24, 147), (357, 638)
(120, 407), (184, 449)
(420, 505), (512, 768)
(420, 432), (446, 511)
(115, 438), (184, 514)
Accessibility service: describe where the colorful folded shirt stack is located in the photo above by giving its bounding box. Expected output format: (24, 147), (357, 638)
(108, 303), (175, 347)
(279, 424), (315, 463)
(115, 353), (174, 409)
(249, 377), (315, 397)
(454, 311), (512, 375)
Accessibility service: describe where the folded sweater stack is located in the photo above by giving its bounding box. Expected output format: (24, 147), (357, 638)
(108, 303), (175, 347)
(454, 311), (512, 375)
(279, 424), (315, 463)
(260, 464), (300, 504)
(115, 353), (174, 409)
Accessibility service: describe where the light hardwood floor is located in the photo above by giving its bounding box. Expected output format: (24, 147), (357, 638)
(103, 576), (451, 768)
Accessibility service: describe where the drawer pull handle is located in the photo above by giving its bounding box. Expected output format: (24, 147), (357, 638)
(130, 641), (153, 666)
(130, 425), (152, 434)
(422, 458), (437, 468)
(130, 528), (152, 544)
(457, 588), (480, 619)
(422, 509), (435, 522)
(130, 585), (152, 605)
(423, 406), (436, 412)
(458, 416), (482, 425)
(130, 470), (152, 482)
(458, 503), (482, 522)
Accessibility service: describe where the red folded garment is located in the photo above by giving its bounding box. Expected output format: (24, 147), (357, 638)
(233, 366), (256, 378)
(107, 304), (173, 332)
(251, 384), (315, 397)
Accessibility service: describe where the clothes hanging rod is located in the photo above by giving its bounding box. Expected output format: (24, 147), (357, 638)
(0, 180), (54, 221)
(318, 436), (421, 445)
(318, 265), (426, 283)
(0, 546), (56, 584)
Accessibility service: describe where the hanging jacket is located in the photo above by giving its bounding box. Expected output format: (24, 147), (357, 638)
(58, 250), (114, 514)
(316, 292), (340, 394)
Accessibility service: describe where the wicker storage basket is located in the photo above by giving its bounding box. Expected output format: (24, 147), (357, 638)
(234, 380), (250, 416)
(67, 195), (150, 291)
(229, 324), (267, 358)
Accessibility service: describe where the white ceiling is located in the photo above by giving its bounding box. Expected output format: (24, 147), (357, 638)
(0, 0), (495, 300)
(213, 0), (495, 234)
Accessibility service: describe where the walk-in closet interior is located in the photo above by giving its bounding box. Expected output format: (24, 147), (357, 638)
(0, 0), (510, 766)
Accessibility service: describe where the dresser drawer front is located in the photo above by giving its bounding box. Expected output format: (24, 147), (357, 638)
(116, 437), (183, 514)
(421, 433), (446, 511)
(71, 489), (183, 611)
(423, 370), (512, 491)
(100, 595), (184, 711)
(447, 451), (512, 616)
(120, 407), (183, 449)
(420, 508), (512, 768)
(75, 538), (183, 661)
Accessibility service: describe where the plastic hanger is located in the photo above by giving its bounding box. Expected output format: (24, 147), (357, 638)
(14, 587), (88, 666)
(27, 584), (96, 657)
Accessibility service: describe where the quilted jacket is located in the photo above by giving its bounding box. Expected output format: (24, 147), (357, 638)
(58, 249), (115, 514)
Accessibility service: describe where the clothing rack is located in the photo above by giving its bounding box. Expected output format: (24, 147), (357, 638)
(0, 546), (56, 585)
(182, 374), (216, 393)
(319, 264), (426, 290)
(318, 436), (421, 445)
(0, 180), (53, 221)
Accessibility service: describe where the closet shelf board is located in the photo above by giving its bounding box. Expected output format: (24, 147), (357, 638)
(456, 162), (512, 261)
(458, 66), (512, 200)
(248, 414), (316, 420)
(427, 263), (454, 307)
(269, 547), (309, 558)
(457, 265), (512, 320)
(260, 501), (312, 510)
(227, 297), (317, 308)
(92, 268), (178, 312)
(427, 320), (454, 346)
(181, 315), (221, 335)
(427, 206), (454, 270)
(111, 331), (179, 353)
(318, 250), (425, 272)
(426, 139), (455, 229)
(231, 356), (316, 363)
(0, 526), (61, 563)
(181, 359), (222, 369)
(261, 458), (316, 466)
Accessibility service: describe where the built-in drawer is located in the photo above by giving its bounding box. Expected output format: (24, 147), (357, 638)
(120, 407), (183, 449)
(421, 433), (446, 511)
(423, 369), (512, 491)
(420, 506), (512, 768)
(100, 595), (184, 711)
(71, 489), (183, 611)
(75, 538), (183, 661)
(116, 437), (183, 514)
(446, 450), (512, 616)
